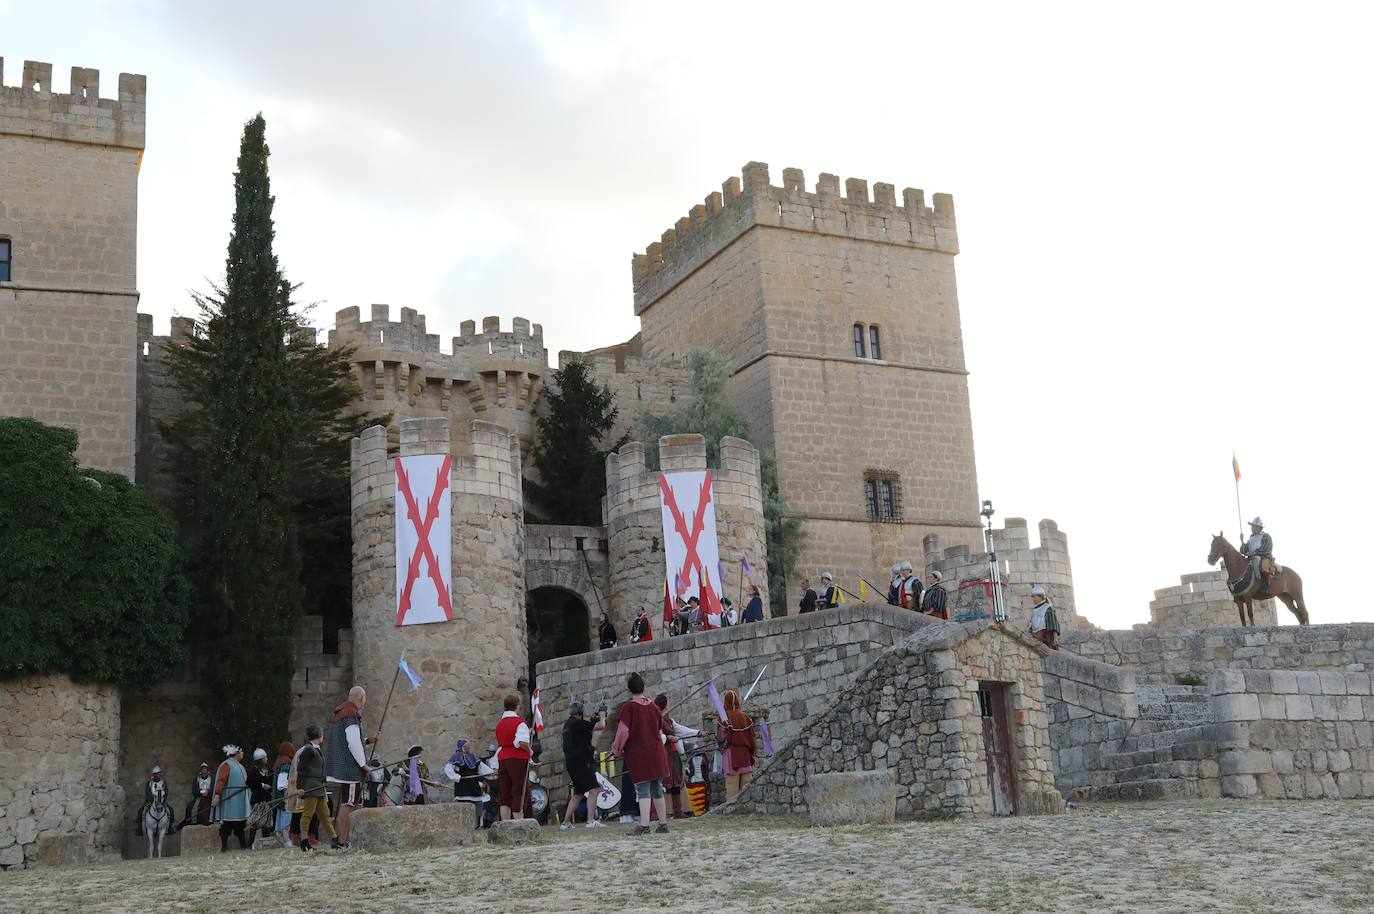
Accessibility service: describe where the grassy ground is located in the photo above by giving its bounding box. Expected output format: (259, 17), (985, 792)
(3, 799), (1372, 913)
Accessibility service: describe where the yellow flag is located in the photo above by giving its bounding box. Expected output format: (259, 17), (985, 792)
(837, 587), (846, 604)
(859, 579), (869, 601)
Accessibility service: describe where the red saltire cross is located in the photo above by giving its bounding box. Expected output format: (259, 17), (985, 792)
(396, 455), (454, 625)
(659, 471), (714, 623)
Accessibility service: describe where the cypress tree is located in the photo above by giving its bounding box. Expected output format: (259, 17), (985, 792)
(199, 114), (302, 751)
(525, 360), (626, 525)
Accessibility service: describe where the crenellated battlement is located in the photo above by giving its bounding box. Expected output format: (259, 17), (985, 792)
(631, 161), (957, 313)
(0, 58), (146, 149)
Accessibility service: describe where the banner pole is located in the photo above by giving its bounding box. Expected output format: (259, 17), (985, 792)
(371, 652), (404, 760)
(1234, 474), (1244, 543)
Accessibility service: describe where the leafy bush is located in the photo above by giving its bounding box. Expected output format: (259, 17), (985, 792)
(1174, 672), (1204, 687)
(0, 418), (190, 684)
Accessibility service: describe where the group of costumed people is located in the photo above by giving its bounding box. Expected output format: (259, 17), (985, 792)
(596, 585), (768, 648)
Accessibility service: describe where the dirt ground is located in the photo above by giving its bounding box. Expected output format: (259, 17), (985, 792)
(3, 799), (1371, 914)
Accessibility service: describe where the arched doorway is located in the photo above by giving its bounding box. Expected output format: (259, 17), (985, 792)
(526, 586), (592, 688)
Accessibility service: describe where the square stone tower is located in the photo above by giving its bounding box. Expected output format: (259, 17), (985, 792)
(632, 162), (982, 596)
(0, 60), (146, 478)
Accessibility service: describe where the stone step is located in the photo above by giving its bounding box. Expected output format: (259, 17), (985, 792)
(1117, 723), (1214, 754)
(1113, 759), (1203, 783)
(1080, 778), (1199, 803)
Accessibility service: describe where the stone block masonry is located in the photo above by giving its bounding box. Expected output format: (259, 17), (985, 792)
(1041, 651), (1138, 793)
(0, 60), (146, 478)
(534, 604), (929, 801)
(0, 675), (123, 869)
(351, 416), (528, 765)
(1210, 668), (1374, 800)
(1147, 570), (1276, 629)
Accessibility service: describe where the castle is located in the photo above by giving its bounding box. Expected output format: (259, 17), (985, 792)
(2, 61), (1364, 869)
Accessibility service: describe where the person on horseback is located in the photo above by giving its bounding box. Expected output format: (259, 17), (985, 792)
(1240, 517), (1275, 589)
(137, 765), (170, 836)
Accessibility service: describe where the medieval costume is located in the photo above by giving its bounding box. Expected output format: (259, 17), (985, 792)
(610, 688), (672, 833)
(887, 564), (902, 606)
(271, 741), (296, 845)
(743, 587), (765, 623)
(1028, 585), (1061, 650)
(177, 762), (213, 830)
(630, 611), (653, 643)
(365, 754), (390, 807)
(721, 598), (738, 627)
(211, 746), (250, 851)
(716, 689), (756, 802)
(136, 766), (171, 837)
(1240, 517), (1276, 587)
(655, 694), (702, 819)
(818, 573), (840, 609)
(597, 613), (618, 650)
(395, 745), (428, 805)
(921, 571), (949, 620)
(798, 582), (818, 614)
(898, 563), (922, 610)
(496, 706), (533, 817)
(246, 748), (275, 846)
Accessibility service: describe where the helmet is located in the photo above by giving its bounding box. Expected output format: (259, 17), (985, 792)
(1030, 585), (1047, 597)
(252, 748), (268, 761)
(929, 570), (942, 582)
(1249, 516), (1264, 528)
(821, 571), (833, 581)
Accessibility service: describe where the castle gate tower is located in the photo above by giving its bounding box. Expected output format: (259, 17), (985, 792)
(350, 416), (527, 757)
(631, 163), (982, 595)
(0, 60), (145, 478)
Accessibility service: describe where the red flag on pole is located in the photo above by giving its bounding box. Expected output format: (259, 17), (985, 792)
(663, 576), (674, 624)
(1232, 453), (1241, 482)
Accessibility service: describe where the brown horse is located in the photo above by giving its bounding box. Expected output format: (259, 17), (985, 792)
(1207, 532), (1309, 626)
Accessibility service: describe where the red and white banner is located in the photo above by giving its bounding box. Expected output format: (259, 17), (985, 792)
(395, 454), (454, 626)
(660, 470), (724, 629)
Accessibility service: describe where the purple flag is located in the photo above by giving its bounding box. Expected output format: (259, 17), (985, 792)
(408, 756), (421, 796)
(718, 559), (728, 584)
(741, 555), (753, 578)
(705, 680), (727, 720)
(760, 721), (775, 755)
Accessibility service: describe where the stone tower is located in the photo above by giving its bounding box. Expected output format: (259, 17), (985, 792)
(0, 60), (146, 478)
(604, 434), (769, 631)
(350, 416), (527, 755)
(631, 163), (982, 598)
(328, 305), (545, 461)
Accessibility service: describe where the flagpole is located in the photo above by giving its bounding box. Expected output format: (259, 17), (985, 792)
(372, 651), (404, 760)
(860, 577), (898, 606)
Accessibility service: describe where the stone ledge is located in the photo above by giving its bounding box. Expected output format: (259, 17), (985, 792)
(487, 818), (542, 845)
(350, 802), (476, 853)
(805, 770), (896, 826)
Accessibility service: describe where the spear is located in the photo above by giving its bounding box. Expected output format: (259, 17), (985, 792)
(742, 663), (768, 702)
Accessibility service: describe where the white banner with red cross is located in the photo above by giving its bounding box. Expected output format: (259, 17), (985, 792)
(395, 454), (454, 626)
(659, 470), (724, 629)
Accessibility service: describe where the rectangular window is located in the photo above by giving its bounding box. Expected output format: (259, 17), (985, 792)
(869, 325), (882, 360)
(853, 323), (866, 358)
(863, 470), (901, 522)
(0, 240), (10, 282)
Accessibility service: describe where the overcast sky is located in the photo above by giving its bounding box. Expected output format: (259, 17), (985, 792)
(7, 1), (1371, 629)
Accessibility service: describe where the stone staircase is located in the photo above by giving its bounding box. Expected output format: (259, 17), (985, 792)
(1085, 684), (1223, 801)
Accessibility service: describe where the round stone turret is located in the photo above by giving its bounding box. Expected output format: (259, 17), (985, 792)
(350, 416), (527, 755)
(603, 434), (768, 632)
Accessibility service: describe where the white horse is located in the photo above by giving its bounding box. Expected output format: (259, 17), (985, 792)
(144, 782), (172, 859)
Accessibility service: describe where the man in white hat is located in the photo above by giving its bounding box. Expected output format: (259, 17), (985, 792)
(138, 765), (170, 836)
(1240, 517), (1275, 587)
(897, 561), (923, 611)
(1028, 585), (1060, 650)
(920, 570), (948, 620)
(818, 572), (840, 609)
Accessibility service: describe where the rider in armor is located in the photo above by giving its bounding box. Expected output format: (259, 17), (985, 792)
(137, 765), (170, 836)
(1240, 516), (1275, 586)
(177, 761), (213, 830)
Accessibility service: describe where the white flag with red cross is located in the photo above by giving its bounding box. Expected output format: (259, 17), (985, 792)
(394, 454), (454, 626)
(659, 470), (724, 629)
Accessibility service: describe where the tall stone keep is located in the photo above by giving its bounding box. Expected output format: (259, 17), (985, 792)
(350, 417), (527, 755)
(604, 434), (769, 631)
(0, 60), (146, 478)
(631, 163), (981, 597)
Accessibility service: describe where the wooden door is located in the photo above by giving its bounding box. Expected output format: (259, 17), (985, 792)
(977, 682), (1017, 816)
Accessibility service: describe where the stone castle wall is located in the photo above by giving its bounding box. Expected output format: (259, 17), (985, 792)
(525, 523), (611, 650)
(559, 348), (692, 453)
(1040, 651), (1138, 793)
(1210, 668), (1374, 800)
(604, 434), (769, 633)
(732, 623), (1060, 819)
(1061, 623), (1374, 683)
(0, 59), (146, 478)
(534, 605), (928, 801)
(629, 162), (982, 607)
(0, 675), (123, 869)
(926, 517), (1088, 632)
(350, 417), (527, 759)
(330, 306), (544, 461)
(1147, 570), (1277, 629)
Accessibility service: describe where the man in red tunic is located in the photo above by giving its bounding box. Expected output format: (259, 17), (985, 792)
(611, 672), (671, 835)
(494, 693), (532, 821)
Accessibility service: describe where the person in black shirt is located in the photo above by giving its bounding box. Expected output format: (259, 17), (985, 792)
(560, 702), (607, 828)
(799, 578), (818, 614)
(597, 612), (618, 649)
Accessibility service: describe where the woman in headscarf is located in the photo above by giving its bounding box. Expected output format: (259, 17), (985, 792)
(716, 689), (757, 801)
(444, 739), (484, 800)
(245, 748), (275, 848)
(210, 745), (250, 851)
(271, 741), (296, 847)
(396, 745), (428, 805)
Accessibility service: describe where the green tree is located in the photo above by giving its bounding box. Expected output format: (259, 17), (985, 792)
(194, 113), (302, 752)
(639, 351), (805, 612)
(0, 418), (190, 684)
(525, 360), (627, 525)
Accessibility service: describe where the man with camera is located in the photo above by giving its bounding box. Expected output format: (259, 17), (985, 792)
(560, 700), (608, 828)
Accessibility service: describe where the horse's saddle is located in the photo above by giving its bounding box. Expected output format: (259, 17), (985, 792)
(1230, 559), (1281, 599)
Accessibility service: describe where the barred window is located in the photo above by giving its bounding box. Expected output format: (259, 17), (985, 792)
(853, 323), (866, 358)
(868, 325), (882, 360)
(0, 239), (10, 282)
(863, 470), (901, 521)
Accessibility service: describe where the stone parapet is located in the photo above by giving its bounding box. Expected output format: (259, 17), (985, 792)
(0, 59), (145, 149)
(632, 162), (957, 312)
(1147, 569), (1277, 628)
(1041, 651), (1138, 793)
